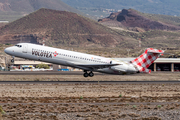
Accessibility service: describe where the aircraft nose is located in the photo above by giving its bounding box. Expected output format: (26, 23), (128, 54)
(4, 47), (12, 55)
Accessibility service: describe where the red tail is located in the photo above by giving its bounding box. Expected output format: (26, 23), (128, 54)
(131, 48), (164, 73)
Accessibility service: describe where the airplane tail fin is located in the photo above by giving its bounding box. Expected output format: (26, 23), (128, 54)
(131, 48), (164, 73)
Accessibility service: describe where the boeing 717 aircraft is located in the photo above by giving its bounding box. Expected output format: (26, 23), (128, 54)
(4, 43), (164, 77)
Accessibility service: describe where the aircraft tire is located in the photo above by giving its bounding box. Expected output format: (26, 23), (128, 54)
(89, 72), (94, 77)
(83, 72), (89, 77)
(11, 59), (14, 63)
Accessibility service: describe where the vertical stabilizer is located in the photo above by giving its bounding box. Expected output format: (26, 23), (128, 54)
(131, 48), (164, 73)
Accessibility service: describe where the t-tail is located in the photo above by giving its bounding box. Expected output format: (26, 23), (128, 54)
(131, 48), (164, 73)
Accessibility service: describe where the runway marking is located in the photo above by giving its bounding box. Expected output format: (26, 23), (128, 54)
(0, 81), (180, 84)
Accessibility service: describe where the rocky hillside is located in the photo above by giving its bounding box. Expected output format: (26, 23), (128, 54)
(0, 0), (79, 13)
(98, 9), (180, 31)
(1, 8), (180, 58)
(61, 0), (180, 17)
(0, 0), (82, 22)
(0, 8), (127, 47)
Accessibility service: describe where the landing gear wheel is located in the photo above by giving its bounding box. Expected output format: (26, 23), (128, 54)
(89, 72), (94, 77)
(83, 72), (89, 77)
(11, 56), (15, 63)
(11, 59), (14, 63)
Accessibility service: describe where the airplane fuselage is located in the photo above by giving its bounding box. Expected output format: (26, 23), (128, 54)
(4, 43), (137, 75)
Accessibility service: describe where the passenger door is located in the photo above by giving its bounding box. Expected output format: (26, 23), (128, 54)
(23, 44), (28, 53)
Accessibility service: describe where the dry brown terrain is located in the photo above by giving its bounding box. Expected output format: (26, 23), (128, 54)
(0, 72), (180, 119)
(98, 9), (180, 31)
(0, 8), (122, 47)
(0, 72), (179, 81)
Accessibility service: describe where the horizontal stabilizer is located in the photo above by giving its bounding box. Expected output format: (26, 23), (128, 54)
(148, 49), (164, 54)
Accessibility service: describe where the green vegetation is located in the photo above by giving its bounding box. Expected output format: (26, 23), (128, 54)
(0, 106), (5, 115)
(157, 105), (162, 108)
(119, 94), (122, 97)
(80, 96), (83, 99)
(5, 43), (11, 45)
(132, 105), (137, 109)
(36, 64), (50, 69)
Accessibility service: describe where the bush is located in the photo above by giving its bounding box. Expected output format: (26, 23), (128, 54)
(119, 94), (122, 97)
(157, 105), (162, 108)
(80, 96), (83, 99)
(5, 43), (11, 45)
(36, 64), (50, 69)
(133, 105), (137, 109)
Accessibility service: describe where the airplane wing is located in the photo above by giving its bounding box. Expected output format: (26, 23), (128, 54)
(77, 63), (120, 69)
(66, 61), (120, 70)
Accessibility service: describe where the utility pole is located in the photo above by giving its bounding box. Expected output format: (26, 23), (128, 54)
(42, 39), (45, 46)
(127, 49), (130, 57)
(5, 56), (6, 71)
(139, 38), (141, 48)
(20, 34), (22, 43)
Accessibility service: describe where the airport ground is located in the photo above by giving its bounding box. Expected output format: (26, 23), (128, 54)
(0, 71), (180, 81)
(0, 72), (180, 119)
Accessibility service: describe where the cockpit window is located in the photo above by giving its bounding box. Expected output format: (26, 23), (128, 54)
(15, 45), (22, 47)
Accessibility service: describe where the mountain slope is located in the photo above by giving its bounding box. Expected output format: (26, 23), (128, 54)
(1, 8), (180, 58)
(0, 0), (82, 21)
(61, 0), (180, 16)
(98, 9), (180, 31)
(0, 0), (78, 13)
(0, 8), (127, 47)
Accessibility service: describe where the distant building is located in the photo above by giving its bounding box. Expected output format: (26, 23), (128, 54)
(0, 21), (9, 23)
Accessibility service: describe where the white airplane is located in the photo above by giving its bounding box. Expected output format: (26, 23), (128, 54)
(4, 43), (164, 77)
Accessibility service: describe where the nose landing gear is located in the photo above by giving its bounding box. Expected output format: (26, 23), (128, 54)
(11, 56), (14, 63)
(83, 71), (94, 77)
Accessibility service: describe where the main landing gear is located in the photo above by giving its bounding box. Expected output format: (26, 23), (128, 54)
(83, 71), (94, 77)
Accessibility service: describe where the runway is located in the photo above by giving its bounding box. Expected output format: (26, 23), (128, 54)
(0, 71), (174, 75)
(0, 71), (103, 75)
(0, 81), (180, 84)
